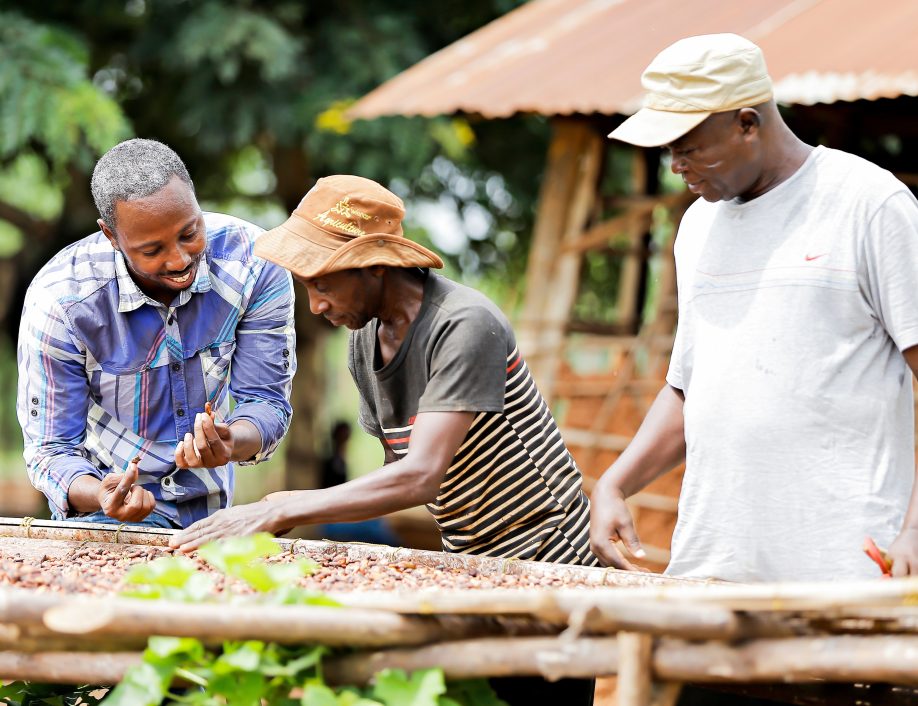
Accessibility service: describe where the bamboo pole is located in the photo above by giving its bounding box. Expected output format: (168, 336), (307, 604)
(0, 650), (141, 685)
(38, 594), (555, 647)
(331, 578), (918, 616)
(617, 632), (653, 706)
(323, 635), (918, 686)
(5, 635), (918, 689)
(325, 636), (618, 684)
(333, 591), (742, 639)
(0, 516), (172, 546)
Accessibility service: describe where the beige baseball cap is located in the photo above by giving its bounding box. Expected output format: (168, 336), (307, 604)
(609, 33), (774, 148)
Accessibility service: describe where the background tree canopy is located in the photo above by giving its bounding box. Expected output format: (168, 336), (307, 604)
(0, 0), (549, 498)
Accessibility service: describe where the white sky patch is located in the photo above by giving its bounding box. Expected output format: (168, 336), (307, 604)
(407, 198), (469, 255)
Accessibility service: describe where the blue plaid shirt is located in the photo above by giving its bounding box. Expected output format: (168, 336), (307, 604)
(17, 213), (296, 527)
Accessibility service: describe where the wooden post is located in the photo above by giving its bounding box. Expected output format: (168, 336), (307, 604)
(517, 118), (603, 398)
(618, 632), (653, 706)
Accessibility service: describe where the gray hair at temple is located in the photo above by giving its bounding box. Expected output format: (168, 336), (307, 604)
(90, 138), (194, 228)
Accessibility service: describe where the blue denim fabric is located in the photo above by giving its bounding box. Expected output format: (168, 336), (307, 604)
(72, 511), (177, 529)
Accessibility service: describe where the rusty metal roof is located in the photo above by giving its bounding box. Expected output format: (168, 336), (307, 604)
(350, 0), (918, 119)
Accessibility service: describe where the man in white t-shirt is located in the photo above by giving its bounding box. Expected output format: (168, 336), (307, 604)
(589, 33), (918, 582)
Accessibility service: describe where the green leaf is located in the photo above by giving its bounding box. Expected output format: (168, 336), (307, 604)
(300, 684), (339, 706)
(0, 681), (26, 702)
(372, 669), (446, 706)
(233, 561), (301, 592)
(122, 557), (214, 602)
(336, 691), (385, 706)
(208, 671), (266, 706)
(197, 533), (280, 575)
(213, 641), (264, 674)
(259, 645), (326, 678)
(124, 556), (200, 588)
(147, 636), (204, 661)
(101, 662), (170, 706)
(441, 680), (508, 706)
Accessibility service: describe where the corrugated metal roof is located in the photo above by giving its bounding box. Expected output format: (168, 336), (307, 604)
(349, 0), (918, 119)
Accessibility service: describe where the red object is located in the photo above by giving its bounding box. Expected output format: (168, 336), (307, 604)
(863, 536), (893, 578)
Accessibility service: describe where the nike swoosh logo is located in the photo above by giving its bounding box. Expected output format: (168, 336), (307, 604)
(805, 253), (828, 261)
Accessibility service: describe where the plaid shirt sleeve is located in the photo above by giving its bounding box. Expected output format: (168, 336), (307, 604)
(224, 260), (296, 464)
(17, 287), (102, 516)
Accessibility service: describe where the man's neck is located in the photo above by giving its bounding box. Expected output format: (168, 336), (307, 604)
(740, 130), (813, 202)
(376, 269), (426, 366)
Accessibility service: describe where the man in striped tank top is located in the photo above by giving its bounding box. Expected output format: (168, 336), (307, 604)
(173, 175), (598, 705)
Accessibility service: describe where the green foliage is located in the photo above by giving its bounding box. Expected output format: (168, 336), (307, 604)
(0, 153), (64, 222)
(122, 533), (328, 603)
(0, 682), (104, 706)
(121, 556), (215, 602)
(0, 12), (130, 171)
(372, 669), (445, 706)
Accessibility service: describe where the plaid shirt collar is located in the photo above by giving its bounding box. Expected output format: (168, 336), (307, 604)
(115, 250), (213, 313)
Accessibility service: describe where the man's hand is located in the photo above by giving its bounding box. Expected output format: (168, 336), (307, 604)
(589, 484), (646, 570)
(169, 500), (289, 553)
(98, 457), (156, 522)
(175, 410), (234, 469)
(887, 528), (918, 577)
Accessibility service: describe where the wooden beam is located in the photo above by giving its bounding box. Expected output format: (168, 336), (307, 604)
(518, 118), (603, 398)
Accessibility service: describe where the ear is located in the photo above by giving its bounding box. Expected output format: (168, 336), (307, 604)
(737, 108), (761, 138)
(98, 219), (120, 251)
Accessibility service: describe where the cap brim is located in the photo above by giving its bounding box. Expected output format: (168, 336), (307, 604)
(608, 108), (711, 148)
(254, 215), (444, 280)
(254, 215), (342, 280)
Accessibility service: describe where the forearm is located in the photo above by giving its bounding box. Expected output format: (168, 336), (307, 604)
(229, 420), (263, 462)
(67, 475), (103, 512)
(597, 384), (686, 498)
(274, 461), (437, 529)
(898, 464), (918, 535)
(898, 348), (918, 535)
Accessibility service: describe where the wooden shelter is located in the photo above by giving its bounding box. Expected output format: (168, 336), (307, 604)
(349, 0), (918, 573)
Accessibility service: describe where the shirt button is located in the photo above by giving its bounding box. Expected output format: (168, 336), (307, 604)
(282, 349), (290, 357)
(171, 363), (181, 372)
(283, 361), (289, 369)
(176, 408), (185, 417)
(167, 315), (174, 325)
(31, 397), (38, 405)
(30, 409), (37, 417)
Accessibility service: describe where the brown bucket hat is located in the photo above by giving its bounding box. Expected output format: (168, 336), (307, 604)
(253, 175), (443, 279)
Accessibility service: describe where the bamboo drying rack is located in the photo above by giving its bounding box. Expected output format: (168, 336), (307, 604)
(1, 517), (918, 706)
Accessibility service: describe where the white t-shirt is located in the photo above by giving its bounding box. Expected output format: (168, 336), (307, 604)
(666, 146), (918, 582)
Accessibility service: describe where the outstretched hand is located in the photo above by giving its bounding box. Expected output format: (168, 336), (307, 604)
(170, 500), (288, 553)
(98, 456), (156, 522)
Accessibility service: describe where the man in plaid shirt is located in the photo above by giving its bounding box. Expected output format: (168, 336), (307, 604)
(17, 139), (295, 528)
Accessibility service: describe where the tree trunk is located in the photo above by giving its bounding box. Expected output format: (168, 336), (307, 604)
(270, 146), (330, 498)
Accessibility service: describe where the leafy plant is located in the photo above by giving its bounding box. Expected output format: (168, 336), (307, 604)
(0, 682), (104, 706)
